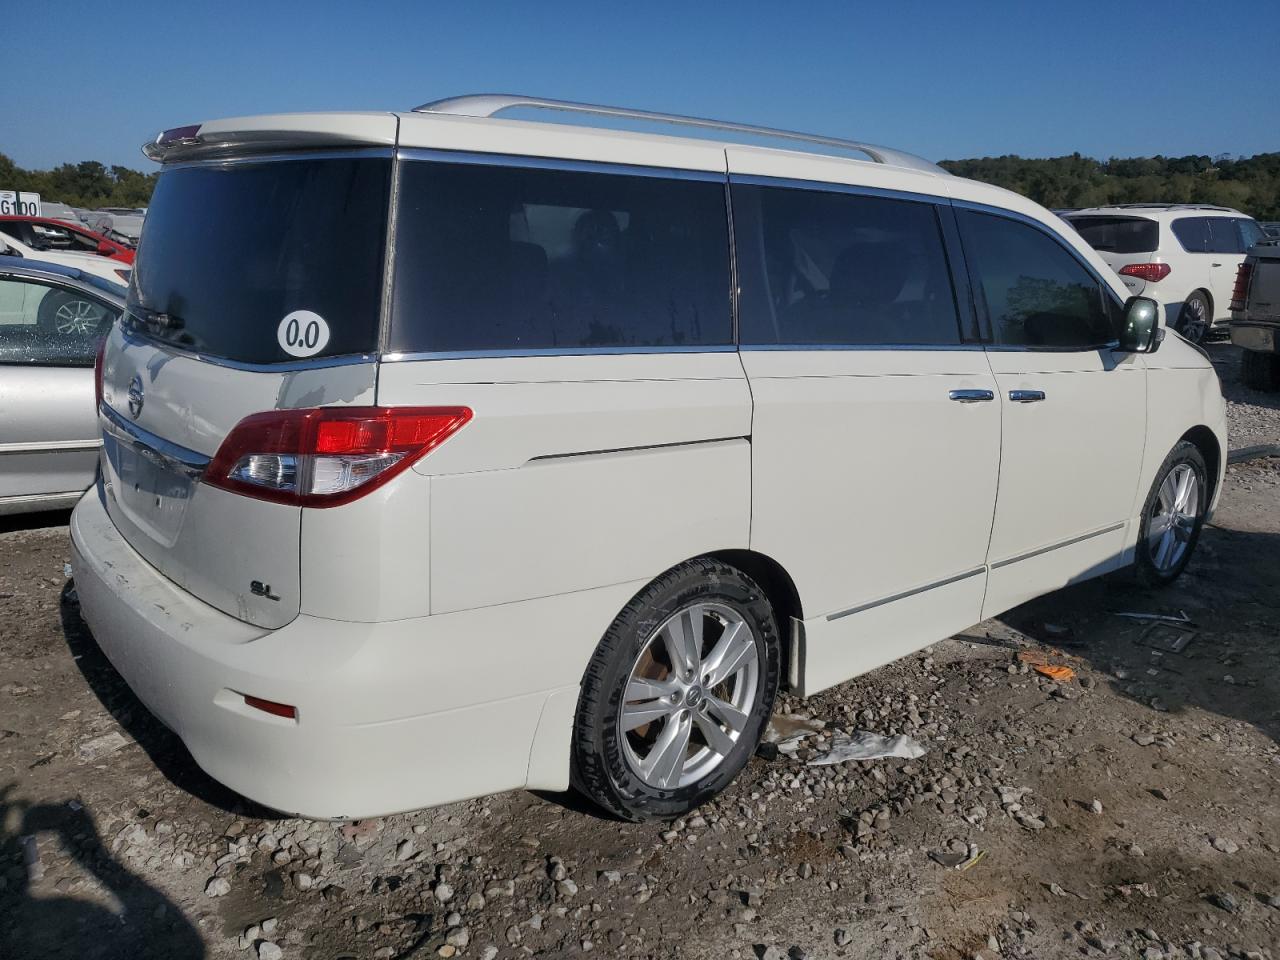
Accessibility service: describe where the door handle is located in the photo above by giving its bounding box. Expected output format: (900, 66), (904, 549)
(949, 389), (995, 403)
(1211, 262), (1223, 267)
(1008, 389), (1046, 403)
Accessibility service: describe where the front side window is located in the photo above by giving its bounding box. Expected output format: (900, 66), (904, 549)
(390, 161), (732, 353)
(1171, 217), (1211, 253)
(733, 184), (961, 346)
(0, 278), (117, 365)
(957, 210), (1118, 349)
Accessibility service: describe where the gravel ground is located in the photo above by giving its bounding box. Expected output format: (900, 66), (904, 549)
(1211, 342), (1280, 451)
(2, 352), (1278, 960)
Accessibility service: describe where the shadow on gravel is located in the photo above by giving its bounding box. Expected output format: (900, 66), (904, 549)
(58, 584), (279, 820)
(997, 524), (1280, 747)
(0, 784), (205, 960)
(0, 508), (72, 536)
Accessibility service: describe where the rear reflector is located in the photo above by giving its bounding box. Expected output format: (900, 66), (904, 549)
(244, 695), (297, 719)
(1118, 262), (1171, 283)
(204, 406), (472, 507)
(1230, 262), (1254, 312)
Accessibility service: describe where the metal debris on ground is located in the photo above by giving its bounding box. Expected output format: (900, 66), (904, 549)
(806, 731), (926, 766)
(1114, 610), (1193, 624)
(958, 633), (1027, 650)
(1137, 622), (1198, 653)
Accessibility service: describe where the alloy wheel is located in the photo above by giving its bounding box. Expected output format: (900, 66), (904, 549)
(1147, 463), (1200, 573)
(618, 602), (759, 790)
(54, 299), (103, 335)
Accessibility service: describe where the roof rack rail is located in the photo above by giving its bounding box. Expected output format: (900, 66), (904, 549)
(1094, 202), (1237, 212)
(412, 94), (948, 176)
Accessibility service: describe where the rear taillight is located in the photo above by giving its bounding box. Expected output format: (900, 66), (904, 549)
(1231, 262), (1254, 312)
(1118, 262), (1171, 283)
(94, 339), (106, 409)
(204, 406), (471, 507)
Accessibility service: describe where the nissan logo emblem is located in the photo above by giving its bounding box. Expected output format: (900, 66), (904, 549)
(127, 375), (144, 419)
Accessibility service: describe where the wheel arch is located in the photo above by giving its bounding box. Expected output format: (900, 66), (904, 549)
(705, 548), (805, 691)
(1179, 424), (1221, 504)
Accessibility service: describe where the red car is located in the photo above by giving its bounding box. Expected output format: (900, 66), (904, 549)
(0, 215), (136, 265)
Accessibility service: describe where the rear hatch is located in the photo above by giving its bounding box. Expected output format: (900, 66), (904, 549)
(1065, 215), (1161, 295)
(99, 149), (392, 627)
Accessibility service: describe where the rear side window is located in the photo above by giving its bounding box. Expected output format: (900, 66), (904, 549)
(1237, 218), (1267, 250)
(1205, 219), (1243, 254)
(1171, 217), (1211, 253)
(1066, 216), (1159, 254)
(389, 161), (732, 353)
(733, 184), (961, 346)
(129, 156), (391, 364)
(958, 210), (1118, 349)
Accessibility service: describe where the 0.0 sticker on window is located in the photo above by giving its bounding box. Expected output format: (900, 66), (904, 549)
(277, 310), (330, 358)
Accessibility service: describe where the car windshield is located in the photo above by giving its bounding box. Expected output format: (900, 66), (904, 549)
(1066, 216), (1159, 254)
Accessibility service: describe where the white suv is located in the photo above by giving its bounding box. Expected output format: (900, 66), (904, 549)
(1065, 204), (1267, 343)
(71, 96), (1228, 821)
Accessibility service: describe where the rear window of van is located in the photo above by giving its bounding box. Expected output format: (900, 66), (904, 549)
(128, 156), (390, 364)
(388, 160), (732, 354)
(1065, 216), (1159, 254)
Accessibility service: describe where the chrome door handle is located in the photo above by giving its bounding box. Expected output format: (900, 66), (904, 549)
(949, 389), (995, 403)
(1211, 262), (1223, 267)
(1009, 390), (1046, 403)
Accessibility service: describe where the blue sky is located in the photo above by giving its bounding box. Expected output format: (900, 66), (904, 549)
(8, 0), (1278, 170)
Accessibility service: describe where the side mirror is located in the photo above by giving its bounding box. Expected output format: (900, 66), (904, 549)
(1118, 296), (1163, 353)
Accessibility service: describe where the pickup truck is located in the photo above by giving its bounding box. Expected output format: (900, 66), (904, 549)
(1230, 240), (1280, 391)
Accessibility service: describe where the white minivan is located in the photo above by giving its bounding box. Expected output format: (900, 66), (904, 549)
(72, 97), (1228, 821)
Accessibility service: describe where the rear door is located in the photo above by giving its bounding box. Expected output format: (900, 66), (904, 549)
(99, 152), (391, 628)
(0, 277), (114, 500)
(727, 154), (1001, 693)
(955, 207), (1147, 618)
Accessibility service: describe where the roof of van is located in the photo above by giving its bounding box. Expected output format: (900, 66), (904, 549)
(1068, 204), (1246, 219)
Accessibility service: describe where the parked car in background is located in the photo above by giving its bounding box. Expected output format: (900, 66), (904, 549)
(85, 208), (145, 245)
(1229, 239), (1280, 391)
(0, 260), (124, 514)
(1065, 204), (1267, 343)
(39, 201), (85, 224)
(0, 230), (132, 285)
(0, 215), (136, 264)
(1261, 222), (1280, 240)
(72, 97), (1226, 822)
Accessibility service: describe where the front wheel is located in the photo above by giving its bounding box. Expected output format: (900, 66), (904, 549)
(570, 559), (781, 821)
(1174, 292), (1211, 344)
(1135, 441), (1208, 586)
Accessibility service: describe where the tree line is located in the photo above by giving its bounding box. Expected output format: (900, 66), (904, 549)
(940, 152), (1280, 220)
(0, 153), (157, 209)
(4, 149), (1279, 221)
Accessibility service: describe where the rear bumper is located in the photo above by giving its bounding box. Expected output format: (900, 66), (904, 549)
(1229, 321), (1279, 354)
(70, 482), (595, 818)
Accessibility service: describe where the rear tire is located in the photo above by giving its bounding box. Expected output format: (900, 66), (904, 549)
(1241, 348), (1280, 392)
(1174, 292), (1211, 344)
(1134, 441), (1208, 586)
(570, 559), (781, 821)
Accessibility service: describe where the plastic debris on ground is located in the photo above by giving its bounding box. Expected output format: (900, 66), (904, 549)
(929, 843), (984, 871)
(77, 730), (128, 762)
(1032, 664), (1076, 682)
(1113, 610), (1193, 624)
(807, 731), (926, 766)
(760, 713), (827, 757)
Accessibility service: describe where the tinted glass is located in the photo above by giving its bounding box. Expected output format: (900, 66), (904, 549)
(0, 279), (116, 365)
(1171, 217), (1211, 253)
(390, 161), (731, 353)
(958, 210), (1117, 348)
(734, 185), (960, 345)
(1237, 218), (1267, 250)
(129, 157), (390, 363)
(1205, 218), (1242, 254)
(1066, 216), (1159, 254)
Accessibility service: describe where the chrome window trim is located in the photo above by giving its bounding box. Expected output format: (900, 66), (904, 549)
(119, 322), (378, 372)
(381, 345), (737, 362)
(99, 403), (211, 478)
(739, 342), (985, 353)
(395, 148), (726, 182)
(162, 148), (394, 171)
(728, 173), (947, 207)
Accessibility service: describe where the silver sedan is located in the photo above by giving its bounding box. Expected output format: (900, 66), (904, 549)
(0, 260), (124, 514)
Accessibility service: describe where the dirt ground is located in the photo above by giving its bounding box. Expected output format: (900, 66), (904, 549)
(2, 343), (1278, 960)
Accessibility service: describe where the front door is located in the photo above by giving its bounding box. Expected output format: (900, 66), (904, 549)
(954, 208), (1148, 618)
(728, 163), (1001, 694)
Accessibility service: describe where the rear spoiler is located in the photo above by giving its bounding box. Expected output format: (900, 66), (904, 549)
(142, 113), (399, 162)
